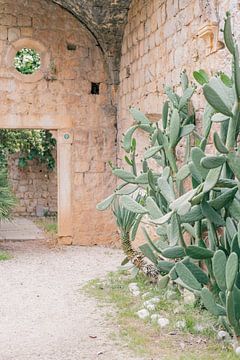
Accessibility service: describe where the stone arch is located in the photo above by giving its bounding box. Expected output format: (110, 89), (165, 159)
(0, 0), (117, 245)
(51, 0), (132, 84)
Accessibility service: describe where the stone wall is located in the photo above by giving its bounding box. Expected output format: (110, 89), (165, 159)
(0, 0), (117, 245)
(118, 0), (240, 159)
(8, 153), (57, 217)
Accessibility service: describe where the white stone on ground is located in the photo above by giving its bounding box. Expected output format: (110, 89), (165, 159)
(137, 309), (150, 319)
(183, 289), (195, 305)
(176, 320), (186, 329)
(217, 330), (231, 342)
(158, 317), (170, 328)
(149, 296), (161, 304)
(235, 347), (240, 356)
(128, 283), (140, 296)
(151, 314), (160, 322)
(141, 291), (151, 299)
(145, 303), (156, 311)
(194, 323), (205, 333)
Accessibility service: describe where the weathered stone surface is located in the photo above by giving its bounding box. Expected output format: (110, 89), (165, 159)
(0, 0), (117, 245)
(8, 153), (57, 217)
(52, 0), (132, 84)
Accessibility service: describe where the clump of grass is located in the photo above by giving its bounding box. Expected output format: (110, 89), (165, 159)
(0, 251), (11, 261)
(84, 271), (239, 360)
(34, 217), (57, 235)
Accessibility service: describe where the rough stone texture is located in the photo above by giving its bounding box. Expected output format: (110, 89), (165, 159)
(118, 0), (239, 161)
(8, 153), (57, 217)
(0, 0), (117, 245)
(52, 0), (132, 84)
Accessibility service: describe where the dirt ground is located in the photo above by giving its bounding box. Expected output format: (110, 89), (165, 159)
(0, 240), (142, 360)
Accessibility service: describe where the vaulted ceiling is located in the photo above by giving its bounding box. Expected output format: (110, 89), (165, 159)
(52, 0), (132, 84)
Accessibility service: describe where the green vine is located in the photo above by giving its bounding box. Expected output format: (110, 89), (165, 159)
(0, 130), (56, 170)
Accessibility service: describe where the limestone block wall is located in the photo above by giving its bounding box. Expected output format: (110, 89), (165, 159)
(8, 153), (57, 217)
(118, 0), (240, 161)
(0, 0), (117, 245)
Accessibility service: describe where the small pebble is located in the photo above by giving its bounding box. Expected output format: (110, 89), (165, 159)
(131, 290), (140, 297)
(164, 290), (178, 300)
(235, 347), (240, 356)
(141, 292), (151, 299)
(158, 317), (169, 328)
(145, 303), (156, 311)
(150, 296), (161, 304)
(183, 289), (195, 305)
(176, 320), (186, 329)
(137, 309), (150, 320)
(151, 314), (160, 322)
(217, 330), (230, 342)
(194, 323), (204, 333)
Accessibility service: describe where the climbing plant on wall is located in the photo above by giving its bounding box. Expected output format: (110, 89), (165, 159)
(0, 130), (56, 170)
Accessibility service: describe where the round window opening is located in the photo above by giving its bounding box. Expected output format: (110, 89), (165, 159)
(14, 48), (41, 75)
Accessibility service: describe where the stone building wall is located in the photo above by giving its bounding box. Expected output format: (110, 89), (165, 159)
(8, 153), (57, 217)
(118, 0), (240, 160)
(0, 0), (117, 245)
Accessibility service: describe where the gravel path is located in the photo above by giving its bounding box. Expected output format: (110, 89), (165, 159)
(0, 241), (141, 360)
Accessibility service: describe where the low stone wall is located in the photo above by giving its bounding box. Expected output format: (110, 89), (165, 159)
(8, 153), (57, 217)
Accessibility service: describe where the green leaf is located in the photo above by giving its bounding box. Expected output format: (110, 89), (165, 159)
(201, 200), (225, 227)
(191, 147), (209, 179)
(178, 87), (195, 110)
(158, 275), (170, 289)
(203, 103), (215, 138)
(162, 101), (169, 129)
(139, 243), (158, 265)
(158, 178), (175, 202)
(203, 166), (222, 193)
(211, 113), (230, 122)
(169, 212), (180, 246)
(151, 211), (173, 225)
(169, 109), (180, 147)
(213, 250), (227, 291)
(201, 288), (226, 316)
(193, 69), (209, 85)
(162, 246), (185, 259)
(186, 246), (214, 259)
(116, 185), (138, 195)
(175, 262), (202, 291)
(157, 260), (174, 273)
(144, 146), (162, 159)
(96, 194), (115, 211)
(112, 169), (136, 183)
(123, 126), (139, 152)
(129, 108), (150, 125)
(170, 188), (198, 212)
(226, 252), (238, 291)
(179, 124), (195, 138)
(227, 152), (240, 181)
(203, 84), (233, 117)
(185, 261), (209, 285)
(165, 86), (179, 107)
(224, 12), (235, 55)
(220, 73), (232, 87)
(176, 164), (190, 181)
(213, 132), (228, 154)
(209, 187), (238, 210)
(146, 197), (163, 219)
(201, 156), (226, 169)
(121, 196), (148, 214)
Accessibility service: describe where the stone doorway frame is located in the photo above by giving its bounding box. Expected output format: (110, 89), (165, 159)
(0, 123), (73, 245)
(1, 37), (74, 244)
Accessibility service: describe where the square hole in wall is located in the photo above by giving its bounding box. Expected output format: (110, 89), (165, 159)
(91, 82), (100, 95)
